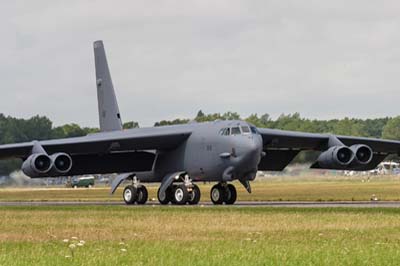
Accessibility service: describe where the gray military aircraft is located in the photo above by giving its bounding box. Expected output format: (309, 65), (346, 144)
(1, 40), (399, 205)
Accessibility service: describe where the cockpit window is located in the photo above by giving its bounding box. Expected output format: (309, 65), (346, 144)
(220, 128), (230, 136)
(250, 126), (259, 134)
(241, 126), (250, 134)
(231, 127), (241, 135)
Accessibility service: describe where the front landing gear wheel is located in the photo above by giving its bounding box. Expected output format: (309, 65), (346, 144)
(188, 184), (201, 205)
(158, 186), (172, 205)
(210, 184), (224, 205)
(123, 185), (137, 205)
(224, 184), (237, 205)
(172, 184), (189, 205)
(136, 186), (148, 205)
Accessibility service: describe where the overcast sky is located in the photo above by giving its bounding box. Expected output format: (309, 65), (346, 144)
(3, 1), (400, 127)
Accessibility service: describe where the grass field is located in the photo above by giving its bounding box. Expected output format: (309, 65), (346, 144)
(1, 206), (400, 265)
(2, 178), (400, 265)
(2, 179), (400, 202)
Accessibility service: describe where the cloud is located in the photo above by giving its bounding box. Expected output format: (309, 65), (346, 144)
(2, 0), (400, 127)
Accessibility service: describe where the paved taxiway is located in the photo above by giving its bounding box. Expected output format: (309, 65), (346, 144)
(1, 201), (400, 207)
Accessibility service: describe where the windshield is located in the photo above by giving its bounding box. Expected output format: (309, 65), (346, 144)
(219, 125), (259, 136)
(250, 126), (259, 134)
(231, 127), (241, 135)
(241, 126), (250, 134)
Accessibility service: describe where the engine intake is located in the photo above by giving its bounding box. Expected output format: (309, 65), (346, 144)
(316, 146), (354, 168)
(350, 144), (373, 165)
(22, 153), (53, 177)
(51, 153), (73, 174)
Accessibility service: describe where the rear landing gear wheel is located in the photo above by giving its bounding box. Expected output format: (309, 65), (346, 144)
(123, 185), (137, 205)
(188, 184), (201, 205)
(158, 186), (172, 205)
(172, 184), (189, 205)
(224, 184), (237, 205)
(210, 184), (224, 205)
(136, 186), (148, 205)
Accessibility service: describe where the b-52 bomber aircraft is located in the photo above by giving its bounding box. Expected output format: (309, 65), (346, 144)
(1, 40), (399, 205)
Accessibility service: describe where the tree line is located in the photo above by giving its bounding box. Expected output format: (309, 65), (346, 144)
(0, 111), (399, 175)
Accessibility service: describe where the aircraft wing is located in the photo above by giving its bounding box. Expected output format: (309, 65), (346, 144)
(0, 127), (192, 159)
(257, 128), (400, 171)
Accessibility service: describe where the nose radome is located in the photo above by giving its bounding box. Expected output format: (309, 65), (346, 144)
(242, 138), (263, 163)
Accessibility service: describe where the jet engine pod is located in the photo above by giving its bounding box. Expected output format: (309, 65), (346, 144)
(50, 153), (73, 174)
(350, 144), (373, 165)
(22, 153), (53, 177)
(316, 146), (354, 168)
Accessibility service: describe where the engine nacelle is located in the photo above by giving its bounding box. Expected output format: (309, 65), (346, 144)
(316, 146), (354, 168)
(22, 153), (53, 177)
(50, 153), (73, 174)
(350, 144), (373, 165)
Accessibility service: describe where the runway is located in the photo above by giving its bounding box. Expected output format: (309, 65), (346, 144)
(1, 200), (400, 208)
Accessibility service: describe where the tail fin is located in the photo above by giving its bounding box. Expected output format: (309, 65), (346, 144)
(93, 40), (123, 132)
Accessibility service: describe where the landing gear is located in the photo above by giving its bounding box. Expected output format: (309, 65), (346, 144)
(158, 186), (172, 205)
(122, 176), (148, 205)
(172, 184), (189, 205)
(188, 184), (201, 205)
(157, 175), (201, 205)
(224, 184), (237, 205)
(210, 183), (237, 205)
(136, 186), (148, 205)
(123, 185), (137, 205)
(210, 184), (224, 204)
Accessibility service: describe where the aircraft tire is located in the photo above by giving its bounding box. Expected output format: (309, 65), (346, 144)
(158, 186), (172, 205)
(172, 184), (189, 205)
(136, 186), (148, 205)
(224, 184), (237, 205)
(210, 184), (224, 205)
(188, 184), (201, 205)
(123, 185), (137, 205)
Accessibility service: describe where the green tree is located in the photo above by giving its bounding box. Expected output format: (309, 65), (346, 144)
(154, 119), (190, 127)
(382, 116), (400, 140)
(123, 121), (139, 129)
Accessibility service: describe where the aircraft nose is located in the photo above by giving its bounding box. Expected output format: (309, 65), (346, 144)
(238, 137), (263, 168)
(222, 135), (264, 181)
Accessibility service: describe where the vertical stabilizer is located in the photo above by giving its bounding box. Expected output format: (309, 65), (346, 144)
(93, 40), (123, 132)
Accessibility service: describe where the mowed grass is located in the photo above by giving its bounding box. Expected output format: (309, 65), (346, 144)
(1, 206), (400, 265)
(2, 178), (400, 202)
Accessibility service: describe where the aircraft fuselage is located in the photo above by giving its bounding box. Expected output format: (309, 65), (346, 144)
(140, 120), (263, 183)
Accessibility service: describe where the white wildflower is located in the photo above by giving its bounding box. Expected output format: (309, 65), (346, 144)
(63, 239), (69, 243)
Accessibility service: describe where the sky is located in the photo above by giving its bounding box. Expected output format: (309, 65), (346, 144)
(3, 1), (400, 127)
